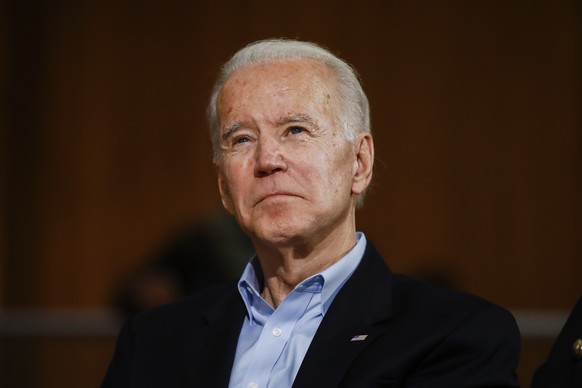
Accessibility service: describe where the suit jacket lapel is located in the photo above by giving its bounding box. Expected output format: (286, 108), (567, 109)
(182, 288), (246, 387)
(293, 242), (394, 388)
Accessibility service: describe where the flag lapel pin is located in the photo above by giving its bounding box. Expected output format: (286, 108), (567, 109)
(350, 334), (368, 342)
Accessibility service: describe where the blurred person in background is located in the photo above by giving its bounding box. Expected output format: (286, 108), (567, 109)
(113, 209), (253, 317)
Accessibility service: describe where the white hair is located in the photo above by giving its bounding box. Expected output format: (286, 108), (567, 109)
(207, 38), (371, 163)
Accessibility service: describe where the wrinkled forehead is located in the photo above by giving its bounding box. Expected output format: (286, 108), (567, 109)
(221, 59), (337, 99)
(217, 59), (341, 121)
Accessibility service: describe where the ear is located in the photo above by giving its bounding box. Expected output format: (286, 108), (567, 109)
(351, 133), (374, 195)
(216, 164), (235, 215)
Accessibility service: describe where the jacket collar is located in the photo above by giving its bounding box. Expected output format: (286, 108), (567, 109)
(293, 241), (394, 387)
(182, 285), (246, 387)
(180, 240), (394, 388)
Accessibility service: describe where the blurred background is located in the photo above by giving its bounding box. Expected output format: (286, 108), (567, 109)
(1, 1), (581, 387)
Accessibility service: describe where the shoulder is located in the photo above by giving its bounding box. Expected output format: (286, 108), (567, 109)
(363, 241), (517, 331)
(129, 280), (239, 334)
(391, 273), (517, 329)
(102, 281), (241, 387)
(387, 275), (520, 385)
(389, 274), (520, 371)
(360, 240), (518, 336)
(340, 245), (521, 386)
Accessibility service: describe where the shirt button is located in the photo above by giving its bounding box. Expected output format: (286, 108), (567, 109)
(272, 327), (282, 337)
(248, 383), (258, 388)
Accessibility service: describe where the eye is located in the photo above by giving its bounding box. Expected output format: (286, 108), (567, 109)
(288, 126), (305, 135)
(233, 135), (251, 145)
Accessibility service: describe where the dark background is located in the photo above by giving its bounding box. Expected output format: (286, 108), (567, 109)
(1, 1), (581, 387)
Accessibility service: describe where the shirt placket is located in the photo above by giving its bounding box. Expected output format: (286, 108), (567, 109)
(240, 288), (316, 388)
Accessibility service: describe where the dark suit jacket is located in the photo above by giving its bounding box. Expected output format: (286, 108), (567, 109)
(102, 241), (520, 387)
(531, 297), (582, 388)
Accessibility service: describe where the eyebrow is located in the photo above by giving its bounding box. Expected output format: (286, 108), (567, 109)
(221, 121), (246, 142)
(221, 114), (319, 142)
(276, 114), (316, 127)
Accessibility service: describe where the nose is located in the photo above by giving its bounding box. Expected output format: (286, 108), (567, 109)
(254, 137), (287, 177)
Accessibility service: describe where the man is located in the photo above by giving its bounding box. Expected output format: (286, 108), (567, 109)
(531, 297), (582, 387)
(102, 39), (520, 387)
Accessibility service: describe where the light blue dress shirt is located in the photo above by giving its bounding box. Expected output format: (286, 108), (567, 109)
(228, 233), (367, 388)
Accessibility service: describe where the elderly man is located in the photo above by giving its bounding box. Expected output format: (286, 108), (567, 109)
(102, 39), (520, 387)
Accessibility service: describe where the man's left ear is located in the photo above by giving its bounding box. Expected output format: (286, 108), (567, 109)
(351, 133), (374, 195)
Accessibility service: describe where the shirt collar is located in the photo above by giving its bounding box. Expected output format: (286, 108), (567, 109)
(237, 232), (367, 320)
(319, 232), (366, 314)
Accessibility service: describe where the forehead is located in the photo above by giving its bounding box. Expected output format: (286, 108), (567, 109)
(218, 59), (337, 107)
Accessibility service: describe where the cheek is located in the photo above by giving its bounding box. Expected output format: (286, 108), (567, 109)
(225, 162), (253, 200)
(318, 146), (354, 183)
(305, 157), (351, 196)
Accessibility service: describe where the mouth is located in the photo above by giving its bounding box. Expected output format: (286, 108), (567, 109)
(255, 192), (299, 205)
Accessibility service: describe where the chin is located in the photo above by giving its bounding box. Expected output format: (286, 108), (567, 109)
(252, 219), (309, 247)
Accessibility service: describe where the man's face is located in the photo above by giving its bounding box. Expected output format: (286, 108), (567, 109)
(215, 59), (370, 248)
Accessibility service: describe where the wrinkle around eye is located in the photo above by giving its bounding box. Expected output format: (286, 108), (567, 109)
(220, 137), (252, 153)
(234, 136), (251, 144)
(228, 131), (257, 148)
(288, 126), (305, 135)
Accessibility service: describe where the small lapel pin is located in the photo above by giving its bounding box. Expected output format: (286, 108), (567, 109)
(350, 334), (368, 342)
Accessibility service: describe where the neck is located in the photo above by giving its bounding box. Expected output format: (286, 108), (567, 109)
(253, 222), (357, 308)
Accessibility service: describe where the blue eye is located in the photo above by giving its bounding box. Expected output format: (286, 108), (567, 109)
(289, 126), (304, 135)
(234, 136), (250, 144)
